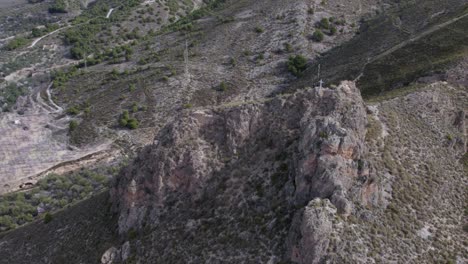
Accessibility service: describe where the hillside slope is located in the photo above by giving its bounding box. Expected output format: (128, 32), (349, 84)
(0, 0), (466, 263)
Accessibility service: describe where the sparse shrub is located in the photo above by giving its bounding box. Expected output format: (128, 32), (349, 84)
(312, 30), (324, 42)
(461, 152), (468, 170)
(0, 216), (16, 230)
(31, 27), (43, 38)
(330, 25), (337, 35)
(219, 16), (234, 23)
(254, 26), (264, 33)
(446, 134), (453, 141)
(284, 42), (293, 52)
(336, 19), (346, 26)
(48, 0), (67, 13)
(287, 55), (308, 77)
(219, 81), (228, 92)
(127, 118), (139, 130)
(5, 37), (29, 51)
(128, 228), (138, 240)
(319, 18), (330, 29)
(132, 103), (139, 113)
(319, 131), (329, 139)
(69, 120), (78, 132)
(43, 213), (53, 224)
(119, 110), (129, 125)
(67, 106), (80, 115)
(229, 57), (236, 67)
(0, 168), (112, 232)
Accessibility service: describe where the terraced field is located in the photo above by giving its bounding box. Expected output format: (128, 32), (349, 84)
(0, 81), (113, 195)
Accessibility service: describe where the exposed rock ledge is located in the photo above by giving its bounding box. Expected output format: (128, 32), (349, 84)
(111, 81), (380, 262)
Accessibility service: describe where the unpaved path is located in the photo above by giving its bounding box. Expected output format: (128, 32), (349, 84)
(29, 26), (69, 48)
(370, 11), (468, 64)
(355, 11), (468, 81)
(106, 8), (114, 19)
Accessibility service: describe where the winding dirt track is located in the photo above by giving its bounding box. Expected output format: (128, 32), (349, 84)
(370, 11), (468, 64)
(354, 10), (468, 82)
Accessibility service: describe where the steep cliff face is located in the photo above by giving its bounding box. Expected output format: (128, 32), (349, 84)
(110, 81), (378, 262)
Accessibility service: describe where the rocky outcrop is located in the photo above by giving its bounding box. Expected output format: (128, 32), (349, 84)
(111, 81), (376, 262)
(287, 198), (343, 264)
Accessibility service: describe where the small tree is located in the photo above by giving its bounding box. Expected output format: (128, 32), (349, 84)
(219, 81), (228, 92)
(44, 213), (53, 224)
(69, 120), (78, 132)
(48, 0), (67, 13)
(319, 18), (330, 29)
(31, 27), (43, 38)
(127, 118), (139, 129)
(287, 55), (308, 77)
(312, 30), (324, 42)
(67, 106), (80, 115)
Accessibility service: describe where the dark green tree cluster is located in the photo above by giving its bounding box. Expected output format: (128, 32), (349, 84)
(287, 55), (308, 77)
(48, 0), (67, 13)
(31, 24), (60, 38)
(162, 0), (227, 33)
(69, 120), (78, 132)
(5, 37), (29, 51)
(312, 30), (324, 42)
(119, 110), (139, 129)
(314, 17), (340, 39)
(52, 67), (80, 88)
(0, 171), (109, 232)
(0, 83), (28, 111)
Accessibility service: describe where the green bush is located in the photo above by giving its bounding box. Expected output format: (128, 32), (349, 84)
(255, 26), (264, 33)
(312, 30), (324, 42)
(119, 110), (139, 129)
(319, 131), (329, 139)
(219, 81), (228, 91)
(319, 18), (330, 29)
(132, 103), (139, 113)
(127, 118), (139, 129)
(287, 55), (308, 77)
(48, 0), (67, 13)
(0, 169), (111, 232)
(0, 216), (16, 230)
(5, 37), (29, 51)
(69, 120), (78, 132)
(31, 28), (43, 38)
(44, 213), (53, 224)
(284, 43), (293, 52)
(128, 228), (138, 240)
(67, 106), (80, 115)
(31, 24), (60, 38)
(0, 83), (28, 111)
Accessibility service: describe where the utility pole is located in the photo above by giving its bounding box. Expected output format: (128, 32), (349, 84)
(317, 64), (324, 88)
(184, 39), (189, 77)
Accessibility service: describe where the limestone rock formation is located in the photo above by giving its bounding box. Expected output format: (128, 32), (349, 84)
(111, 81), (377, 261)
